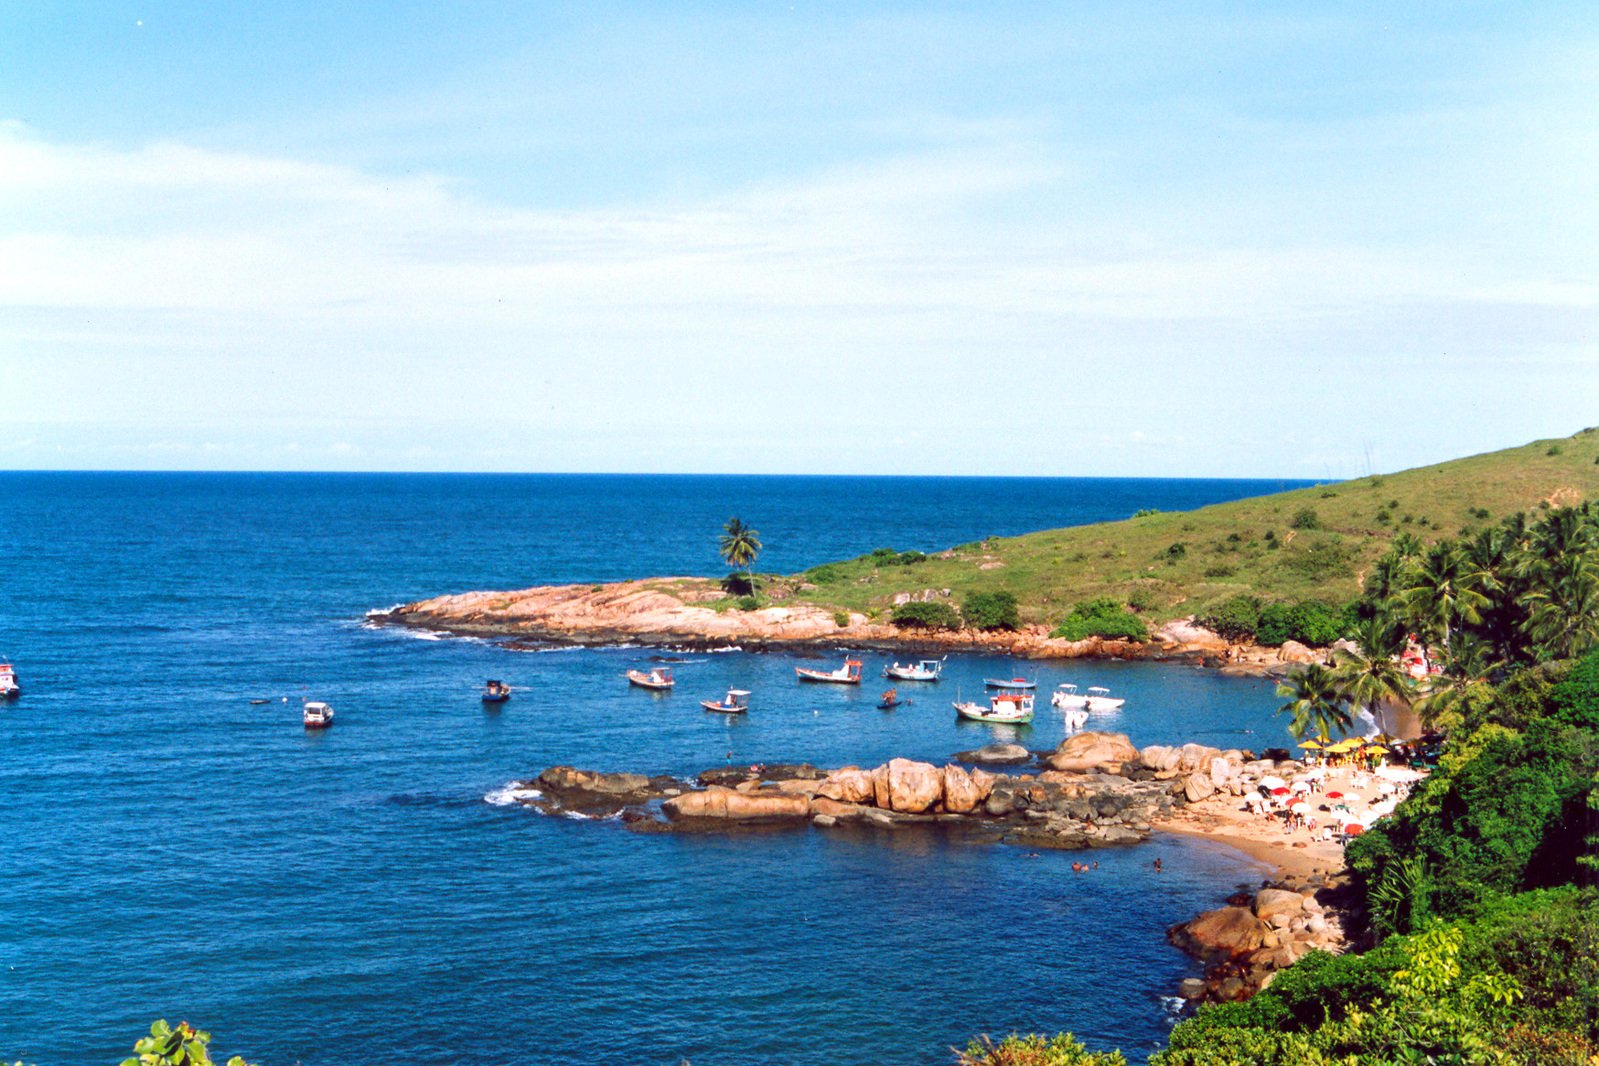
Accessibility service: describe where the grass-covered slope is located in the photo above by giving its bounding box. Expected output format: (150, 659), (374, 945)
(766, 429), (1599, 627)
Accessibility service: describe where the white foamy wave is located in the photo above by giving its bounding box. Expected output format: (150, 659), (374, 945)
(483, 784), (542, 807)
(560, 809), (622, 821)
(704, 645), (743, 653)
(365, 603), (408, 618)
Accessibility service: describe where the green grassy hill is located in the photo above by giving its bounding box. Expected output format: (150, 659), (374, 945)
(758, 428), (1599, 627)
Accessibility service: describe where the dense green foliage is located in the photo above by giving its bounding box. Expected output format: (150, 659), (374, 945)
(1199, 595), (1352, 646)
(868, 547), (929, 566)
(888, 600), (961, 630)
(1050, 597), (1148, 641)
(963, 590), (1021, 631)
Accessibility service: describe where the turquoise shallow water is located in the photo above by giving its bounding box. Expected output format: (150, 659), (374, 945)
(0, 472), (1310, 1065)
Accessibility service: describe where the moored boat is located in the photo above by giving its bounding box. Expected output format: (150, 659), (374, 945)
(0, 662), (19, 700)
(1061, 706), (1089, 732)
(626, 667), (675, 691)
(883, 657), (945, 682)
(302, 700), (334, 728)
(1051, 683), (1088, 709)
(1085, 686), (1125, 711)
(701, 689), (750, 714)
(983, 676), (1035, 691)
(796, 658), (862, 684)
(481, 679), (512, 703)
(954, 691), (1034, 724)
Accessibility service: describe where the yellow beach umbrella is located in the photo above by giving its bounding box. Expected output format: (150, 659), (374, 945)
(1299, 739), (1325, 749)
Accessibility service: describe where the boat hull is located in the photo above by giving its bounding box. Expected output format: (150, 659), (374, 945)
(700, 702), (747, 714)
(627, 674), (675, 691)
(481, 693), (511, 704)
(795, 670), (859, 684)
(983, 678), (1035, 690)
(953, 702), (1033, 724)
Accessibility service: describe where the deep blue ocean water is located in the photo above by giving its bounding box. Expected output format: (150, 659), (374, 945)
(0, 472), (1316, 1065)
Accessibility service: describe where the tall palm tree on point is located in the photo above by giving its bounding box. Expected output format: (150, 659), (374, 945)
(719, 517), (763, 595)
(1332, 614), (1416, 736)
(1400, 541), (1491, 665)
(1276, 662), (1353, 743)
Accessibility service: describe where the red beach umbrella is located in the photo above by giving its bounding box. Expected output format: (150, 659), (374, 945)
(1271, 787), (1290, 796)
(1325, 791), (1344, 799)
(1343, 823), (1365, 837)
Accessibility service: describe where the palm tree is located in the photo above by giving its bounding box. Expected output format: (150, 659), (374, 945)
(1522, 549), (1599, 660)
(1413, 632), (1499, 729)
(718, 517), (762, 594)
(1399, 541), (1491, 663)
(1276, 663), (1353, 743)
(1332, 614), (1416, 735)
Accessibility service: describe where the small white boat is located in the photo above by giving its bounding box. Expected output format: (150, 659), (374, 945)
(1051, 683), (1088, 709)
(701, 689), (751, 714)
(1085, 686), (1125, 711)
(954, 691), (1035, 724)
(0, 662), (18, 700)
(796, 658), (862, 684)
(883, 657), (945, 682)
(626, 667), (675, 691)
(303, 700), (334, 729)
(1061, 706), (1089, 732)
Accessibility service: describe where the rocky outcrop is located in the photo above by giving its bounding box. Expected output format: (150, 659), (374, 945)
(1170, 878), (1361, 1003)
(1045, 732), (1139, 773)
(662, 786), (811, 821)
(873, 758), (945, 814)
(953, 743), (1033, 765)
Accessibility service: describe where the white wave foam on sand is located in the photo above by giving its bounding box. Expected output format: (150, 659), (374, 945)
(483, 784), (543, 807)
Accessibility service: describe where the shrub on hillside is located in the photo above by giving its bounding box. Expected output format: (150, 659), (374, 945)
(805, 563), (844, 585)
(1255, 600), (1351, 646)
(963, 591), (1020, 631)
(1552, 648), (1599, 730)
(1290, 507), (1323, 530)
(889, 601), (961, 631)
(1051, 597), (1148, 642)
(1199, 595), (1261, 642)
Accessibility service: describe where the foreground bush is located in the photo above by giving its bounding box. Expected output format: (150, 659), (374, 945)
(956, 1033), (1124, 1066)
(121, 1020), (254, 1066)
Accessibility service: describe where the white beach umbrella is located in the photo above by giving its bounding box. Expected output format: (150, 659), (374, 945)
(1259, 775), (1287, 791)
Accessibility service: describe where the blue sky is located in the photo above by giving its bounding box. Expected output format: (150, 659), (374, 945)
(3, 2), (1596, 476)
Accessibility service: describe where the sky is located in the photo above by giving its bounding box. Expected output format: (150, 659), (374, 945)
(3, 2), (1597, 477)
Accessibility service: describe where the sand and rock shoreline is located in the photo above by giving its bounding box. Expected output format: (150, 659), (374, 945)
(373, 578), (1328, 675)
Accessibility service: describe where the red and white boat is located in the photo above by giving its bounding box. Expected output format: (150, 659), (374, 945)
(0, 662), (18, 699)
(302, 700), (334, 729)
(795, 658), (862, 684)
(626, 667), (675, 691)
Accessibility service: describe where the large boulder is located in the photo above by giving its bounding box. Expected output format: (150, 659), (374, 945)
(815, 767), (877, 804)
(940, 764), (994, 814)
(1178, 744), (1221, 773)
(1208, 756), (1234, 786)
(1169, 906), (1268, 961)
(1183, 771), (1217, 804)
(954, 743), (1033, 765)
(873, 758), (944, 813)
(1046, 732), (1139, 773)
(1278, 640), (1319, 663)
(662, 786), (810, 821)
(1139, 745), (1182, 772)
(1253, 888), (1308, 921)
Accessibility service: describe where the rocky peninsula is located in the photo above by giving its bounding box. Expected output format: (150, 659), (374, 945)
(500, 731), (1359, 1002)
(374, 579), (1324, 674)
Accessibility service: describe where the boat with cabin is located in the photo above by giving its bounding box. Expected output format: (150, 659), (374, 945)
(1085, 686), (1125, 711)
(302, 700), (334, 729)
(626, 667), (675, 691)
(983, 676), (1035, 691)
(954, 691), (1035, 724)
(0, 662), (18, 700)
(1051, 683), (1088, 709)
(883, 657), (945, 682)
(701, 689), (750, 714)
(796, 658), (863, 684)
(481, 679), (512, 703)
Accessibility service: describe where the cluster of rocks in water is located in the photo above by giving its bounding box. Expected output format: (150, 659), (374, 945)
(516, 731), (1308, 852)
(1168, 875), (1361, 1003)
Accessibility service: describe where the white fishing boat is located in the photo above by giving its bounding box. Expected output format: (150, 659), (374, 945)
(796, 658), (862, 684)
(626, 667), (675, 691)
(883, 657), (945, 682)
(1051, 683), (1088, 709)
(954, 691), (1034, 724)
(0, 661), (18, 700)
(1085, 686), (1125, 711)
(302, 700), (334, 729)
(701, 689), (750, 714)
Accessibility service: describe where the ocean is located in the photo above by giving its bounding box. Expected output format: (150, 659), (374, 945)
(0, 472), (1316, 1065)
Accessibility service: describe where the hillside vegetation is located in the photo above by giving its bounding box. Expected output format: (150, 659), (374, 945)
(762, 428), (1599, 630)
